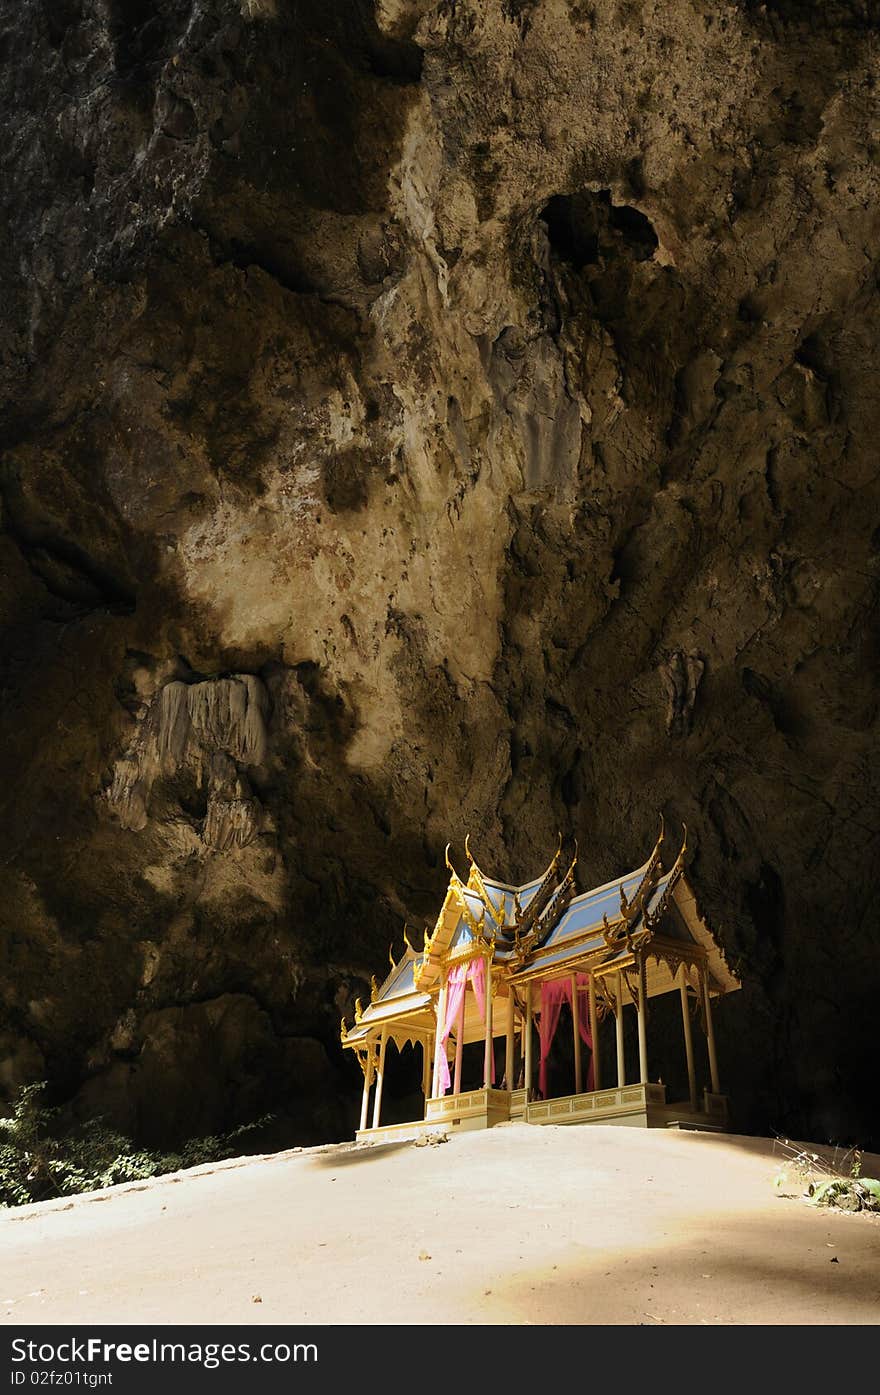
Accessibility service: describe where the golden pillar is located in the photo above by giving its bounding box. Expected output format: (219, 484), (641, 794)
(524, 981), (534, 1098)
(636, 956), (648, 1085)
(702, 968), (720, 1094)
(505, 988), (515, 1090)
(679, 966), (698, 1110)
(483, 955), (493, 1089)
(570, 973), (582, 1094)
(588, 975), (601, 1091)
(615, 970), (626, 1087)
(371, 1027), (388, 1129)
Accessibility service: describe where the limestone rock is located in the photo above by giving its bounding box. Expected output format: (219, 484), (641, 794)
(1, 1), (878, 1149)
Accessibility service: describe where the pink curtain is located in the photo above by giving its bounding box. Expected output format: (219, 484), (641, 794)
(537, 973), (594, 1099)
(469, 957), (486, 1020)
(468, 958), (495, 1086)
(437, 958), (494, 1093)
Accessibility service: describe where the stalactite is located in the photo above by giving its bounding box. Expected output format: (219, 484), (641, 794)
(107, 675), (269, 846)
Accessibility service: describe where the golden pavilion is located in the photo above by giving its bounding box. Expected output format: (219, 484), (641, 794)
(340, 824), (741, 1142)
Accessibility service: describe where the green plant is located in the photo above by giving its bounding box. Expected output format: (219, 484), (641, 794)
(772, 1137), (880, 1214)
(0, 1082), (272, 1209)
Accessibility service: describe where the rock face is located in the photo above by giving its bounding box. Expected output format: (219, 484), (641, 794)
(1, 1), (878, 1148)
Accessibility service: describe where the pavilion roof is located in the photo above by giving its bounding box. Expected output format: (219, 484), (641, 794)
(340, 823), (740, 1047)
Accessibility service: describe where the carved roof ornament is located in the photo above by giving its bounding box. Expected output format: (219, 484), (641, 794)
(511, 842), (579, 962)
(593, 979), (615, 1021)
(455, 885), (488, 940)
(465, 834), (507, 928)
(644, 824), (688, 931)
(600, 820), (686, 953)
(510, 832), (567, 949)
(623, 965), (643, 1016)
(618, 817), (666, 926)
(445, 842), (464, 888)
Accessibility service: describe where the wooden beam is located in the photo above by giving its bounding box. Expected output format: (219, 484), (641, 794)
(372, 1027), (388, 1129)
(571, 973), (582, 1094)
(422, 1034), (433, 1100)
(524, 982), (534, 1097)
(636, 957), (648, 1085)
(616, 970), (626, 1087)
(679, 966), (698, 1110)
(702, 968), (720, 1094)
(359, 1055), (371, 1132)
(483, 955), (493, 1088)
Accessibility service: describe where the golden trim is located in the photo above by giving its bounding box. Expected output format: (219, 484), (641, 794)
(468, 865), (507, 929)
(623, 965), (642, 1014)
(618, 822), (664, 927)
(454, 881), (488, 939)
(445, 842), (464, 888)
(644, 824), (688, 930)
(512, 842), (576, 962)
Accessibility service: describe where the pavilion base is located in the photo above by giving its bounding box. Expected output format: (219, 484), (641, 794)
(355, 1119), (445, 1146)
(425, 1086), (512, 1131)
(356, 1085), (729, 1143)
(525, 1083), (729, 1131)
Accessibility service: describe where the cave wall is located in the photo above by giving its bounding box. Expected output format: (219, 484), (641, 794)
(1, 0), (878, 1148)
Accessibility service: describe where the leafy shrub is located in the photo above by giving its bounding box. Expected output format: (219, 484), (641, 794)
(0, 1082), (271, 1209)
(772, 1138), (880, 1214)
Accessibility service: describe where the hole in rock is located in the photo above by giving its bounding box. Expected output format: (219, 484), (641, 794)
(540, 189), (658, 270)
(106, 0), (171, 75)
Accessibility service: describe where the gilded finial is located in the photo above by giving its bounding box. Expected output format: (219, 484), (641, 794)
(370, 974), (380, 1002)
(445, 842), (464, 886)
(465, 832), (474, 865)
(339, 1015), (348, 1042)
(388, 942), (396, 968)
(403, 924), (413, 952)
(354, 998), (364, 1023)
(644, 822), (689, 931)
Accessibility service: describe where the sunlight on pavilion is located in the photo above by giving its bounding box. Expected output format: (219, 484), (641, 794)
(340, 823), (740, 1142)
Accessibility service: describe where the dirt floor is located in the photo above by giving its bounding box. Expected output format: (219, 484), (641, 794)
(2, 1124), (879, 1326)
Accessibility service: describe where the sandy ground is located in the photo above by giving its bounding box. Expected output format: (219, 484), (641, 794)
(2, 1124), (879, 1326)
